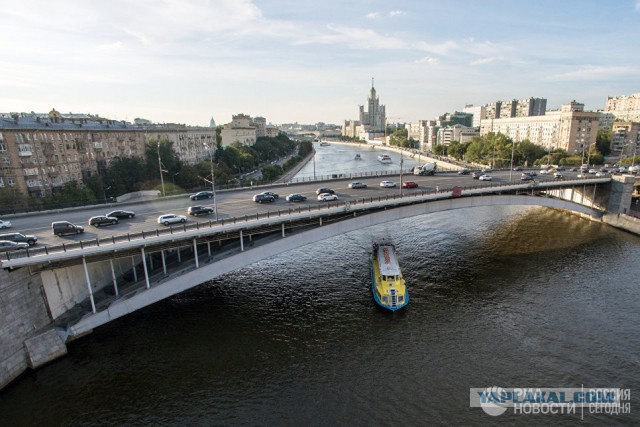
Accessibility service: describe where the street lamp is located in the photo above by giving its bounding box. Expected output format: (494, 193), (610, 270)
(103, 186), (111, 204)
(172, 172), (179, 186)
(157, 141), (166, 197)
(509, 141), (516, 182)
(203, 143), (218, 221)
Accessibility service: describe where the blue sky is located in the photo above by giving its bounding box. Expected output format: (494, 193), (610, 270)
(1, 0), (639, 126)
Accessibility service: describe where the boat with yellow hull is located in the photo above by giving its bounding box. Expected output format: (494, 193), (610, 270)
(370, 240), (408, 311)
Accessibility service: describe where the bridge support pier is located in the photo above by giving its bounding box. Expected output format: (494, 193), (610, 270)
(282, 223), (285, 237)
(177, 248), (182, 263)
(109, 259), (119, 297)
(141, 248), (150, 289)
(193, 238), (199, 269)
(207, 242), (211, 257)
(131, 256), (138, 282)
(82, 256), (96, 314)
(240, 230), (244, 251)
(161, 250), (167, 275)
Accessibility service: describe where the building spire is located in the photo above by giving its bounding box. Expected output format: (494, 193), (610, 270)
(372, 77), (374, 89)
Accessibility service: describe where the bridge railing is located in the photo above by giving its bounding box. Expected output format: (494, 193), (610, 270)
(0, 176), (608, 263)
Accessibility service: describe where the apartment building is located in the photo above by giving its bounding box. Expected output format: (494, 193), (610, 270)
(220, 114), (257, 146)
(462, 105), (486, 128)
(611, 122), (640, 156)
(479, 101), (599, 154)
(604, 93), (640, 124)
(436, 124), (479, 146)
(0, 109), (215, 197)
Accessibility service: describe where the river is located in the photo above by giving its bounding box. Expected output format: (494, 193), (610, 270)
(1, 142), (638, 425)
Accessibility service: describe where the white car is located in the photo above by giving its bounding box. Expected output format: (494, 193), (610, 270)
(0, 220), (12, 229)
(317, 193), (338, 202)
(595, 172), (608, 177)
(539, 169), (550, 175)
(379, 180), (396, 188)
(0, 240), (29, 252)
(479, 174), (493, 181)
(157, 214), (187, 226)
(576, 173), (587, 178)
(348, 182), (367, 189)
(588, 169), (598, 174)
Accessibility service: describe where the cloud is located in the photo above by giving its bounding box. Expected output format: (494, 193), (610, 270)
(547, 65), (639, 81)
(295, 24), (406, 49)
(415, 56), (439, 64)
(470, 56), (503, 65)
(636, 0), (640, 11)
(366, 12), (381, 19)
(389, 10), (404, 17)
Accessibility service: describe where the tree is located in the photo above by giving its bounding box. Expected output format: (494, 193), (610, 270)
(261, 164), (283, 181)
(389, 129), (409, 147)
(596, 129), (612, 157)
(107, 156), (148, 194)
(433, 144), (447, 155)
(447, 141), (469, 160)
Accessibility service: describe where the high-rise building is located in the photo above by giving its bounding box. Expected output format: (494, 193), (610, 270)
(611, 122), (640, 157)
(342, 80), (386, 141)
(516, 98), (547, 117)
(463, 105), (486, 128)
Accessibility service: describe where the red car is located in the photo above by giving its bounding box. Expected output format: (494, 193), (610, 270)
(402, 181), (418, 188)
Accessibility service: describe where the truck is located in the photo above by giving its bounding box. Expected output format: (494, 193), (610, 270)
(413, 162), (437, 176)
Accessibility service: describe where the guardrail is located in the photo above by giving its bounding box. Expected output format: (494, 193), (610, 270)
(0, 176), (610, 264)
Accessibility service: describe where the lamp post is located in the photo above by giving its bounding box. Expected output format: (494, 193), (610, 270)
(103, 186), (111, 204)
(172, 172), (179, 186)
(204, 143), (218, 221)
(399, 151), (404, 196)
(509, 141), (516, 182)
(157, 141), (166, 197)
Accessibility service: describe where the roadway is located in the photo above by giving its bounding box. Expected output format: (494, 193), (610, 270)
(4, 169), (595, 247)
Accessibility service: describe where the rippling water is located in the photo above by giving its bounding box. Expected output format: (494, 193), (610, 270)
(1, 205), (639, 425)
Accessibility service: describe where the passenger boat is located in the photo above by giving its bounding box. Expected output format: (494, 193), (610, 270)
(319, 141), (330, 146)
(354, 154), (362, 160)
(377, 154), (392, 164)
(370, 240), (408, 311)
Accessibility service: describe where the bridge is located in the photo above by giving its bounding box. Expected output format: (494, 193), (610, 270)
(0, 174), (636, 389)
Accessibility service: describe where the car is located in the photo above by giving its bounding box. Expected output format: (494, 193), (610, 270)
(157, 214), (187, 226)
(457, 168), (470, 175)
(253, 193), (275, 203)
(402, 181), (418, 188)
(527, 171), (537, 176)
(472, 172), (484, 179)
(513, 166), (523, 171)
(481, 167), (492, 173)
(479, 174), (493, 181)
(588, 169), (598, 174)
(318, 193), (338, 201)
(554, 172), (564, 179)
(380, 180), (396, 188)
(539, 169), (551, 175)
(520, 174), (534, 181)
(88, 215), (119, 227)
(257, 191), (279, 199)
(556, 166), (565, 171)
(348, 182), (367, 189)
(188, 205), (214, 216)
(0, 232), (38, 246)
(106, 210), (135, 219)
(316, 188), (335, 195)
(52, 221), (84, 236)
(0, 219), (12, 229)
(569, 167), (578, 172)
(577, 173), (587, 178)
(0, 240), (29, 252)
(595, 172), (608, 177)
(190, 191), (214, 200)
(286, 193), (307, 202)
(599, 167), (608, 172)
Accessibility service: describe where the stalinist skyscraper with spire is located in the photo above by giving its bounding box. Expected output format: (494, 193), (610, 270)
(342, 79), (387, 141)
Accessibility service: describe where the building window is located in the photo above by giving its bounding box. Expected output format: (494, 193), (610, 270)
(7, 177), (16, 185)
(0, 143), (6, 152)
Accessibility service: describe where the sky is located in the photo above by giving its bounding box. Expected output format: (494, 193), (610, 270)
(1, 0), (640, 126)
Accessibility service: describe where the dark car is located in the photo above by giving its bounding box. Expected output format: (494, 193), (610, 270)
(88, 215), (119, 227)
(258, 191), (279, 199)
(106, 210), (135, 219)
(520, 174), (534, 181)
(513, 166), (523, 171)
(457, 169), (470, 175)
(0, 232), (38, 246)
(190, 191), (214, 201)
(316, 188), (335, 195)
(402, 181), (418, 188)
(286, 194), (307, 202)
(253, 194), (275, 203)
(0, 240), (29, 252)
(52, 221), (84, 236)
(188, 205), (214, 216)
(472, 172), (484, 179)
